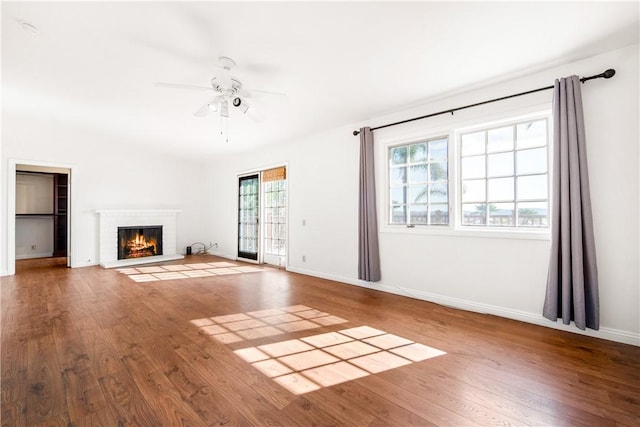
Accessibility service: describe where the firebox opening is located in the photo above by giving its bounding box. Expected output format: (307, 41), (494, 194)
(118, 226), (163, 260)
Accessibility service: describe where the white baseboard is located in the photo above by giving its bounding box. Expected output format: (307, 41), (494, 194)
(286, 266), (640, 347)
(15, 252), (53, 260)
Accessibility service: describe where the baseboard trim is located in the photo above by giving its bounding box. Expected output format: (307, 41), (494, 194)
(15, 252), (53, 260)
(286, 266), (640, 347)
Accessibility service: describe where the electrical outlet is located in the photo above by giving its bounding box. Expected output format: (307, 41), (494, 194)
(302, 255), (306, 262)
(31, 244), (37, 250)
(214, 243), (219, 248)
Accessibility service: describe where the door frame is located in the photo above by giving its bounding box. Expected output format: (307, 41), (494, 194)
(235, 162), (288, 267)
(237, 173), (260, 262)
(7, 159), (74, 275)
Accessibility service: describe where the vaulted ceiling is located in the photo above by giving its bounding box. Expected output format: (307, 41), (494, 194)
(2, 2), (638, 161)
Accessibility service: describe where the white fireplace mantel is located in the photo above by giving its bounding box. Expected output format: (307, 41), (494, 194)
(96, 209), (184, 268)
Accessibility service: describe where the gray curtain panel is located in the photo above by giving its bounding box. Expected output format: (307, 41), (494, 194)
(358, 127), (381, 282)
(543, 75), (599, 330)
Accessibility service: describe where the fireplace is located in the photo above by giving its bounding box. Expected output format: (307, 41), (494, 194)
(118, 226), (163, 260)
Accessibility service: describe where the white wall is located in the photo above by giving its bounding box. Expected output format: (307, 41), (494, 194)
(15, 217), (54, 259)
(1, 116), (207, 274)
(15, 173), (55, 259)
(16, 173), (54, 214)
(203, 45), (639, 345)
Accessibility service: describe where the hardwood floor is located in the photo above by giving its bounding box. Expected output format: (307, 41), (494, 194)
(2, 256), (639, 426)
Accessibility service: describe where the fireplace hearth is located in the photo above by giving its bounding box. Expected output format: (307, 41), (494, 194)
(118, 226), (163, 260)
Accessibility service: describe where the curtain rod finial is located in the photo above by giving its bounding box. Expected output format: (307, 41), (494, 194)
(603, 69), (616, 79)
(353, 130), (360, 136)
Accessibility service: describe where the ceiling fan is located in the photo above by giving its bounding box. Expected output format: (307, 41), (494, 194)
(154, 56), (284, 121)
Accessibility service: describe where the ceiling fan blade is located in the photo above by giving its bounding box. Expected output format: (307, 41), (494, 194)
(154, 82), (213, 91)
(243, 89), (287, 98)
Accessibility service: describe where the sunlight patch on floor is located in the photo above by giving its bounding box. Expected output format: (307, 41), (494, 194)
(190, 305), (348, 344)
(191, 306), (445, 395)
(117, 261), (262, 282)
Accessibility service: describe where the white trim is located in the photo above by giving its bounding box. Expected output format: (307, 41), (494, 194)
(6, 159), (75, 276)
(286, 266), (640, 347)
(16, 252), (53, 260)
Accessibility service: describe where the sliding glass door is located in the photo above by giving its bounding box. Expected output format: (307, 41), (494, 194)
(238, 174), (259, 260)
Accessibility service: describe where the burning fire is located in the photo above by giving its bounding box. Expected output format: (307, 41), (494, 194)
(125, 233), (157, 258)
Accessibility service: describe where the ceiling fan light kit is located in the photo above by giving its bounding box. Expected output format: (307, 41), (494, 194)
(155, 56), (285, 141)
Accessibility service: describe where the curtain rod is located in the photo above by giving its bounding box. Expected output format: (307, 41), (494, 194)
(352, 69), (616, 136)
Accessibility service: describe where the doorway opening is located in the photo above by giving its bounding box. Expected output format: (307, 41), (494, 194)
(8, 160), (72, 275)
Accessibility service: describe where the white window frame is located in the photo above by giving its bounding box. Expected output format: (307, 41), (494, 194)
(387, 135), (450, 227)
(379, 106), (552, 241)
(455, 111), (552, 232)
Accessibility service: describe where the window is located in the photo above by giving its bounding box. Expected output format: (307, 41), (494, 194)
(459, 117), (549, 228)
(384, 111), (550, 235)
(388, 137), (449, 225)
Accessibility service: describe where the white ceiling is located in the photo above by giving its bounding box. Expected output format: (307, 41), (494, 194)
(2, 1), (638, 161)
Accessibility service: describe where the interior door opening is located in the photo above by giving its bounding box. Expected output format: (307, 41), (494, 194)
(11, 162), (72, 274)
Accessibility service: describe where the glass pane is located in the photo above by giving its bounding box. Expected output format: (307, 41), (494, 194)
(278, 224), (286, 239)
(489, 203), (515, 227)
(265, 193), (272, 208)
(517, 120), (547, 149)
(278, 207), (286, 221)
(391, 205), (406, 224)
(517, 148), (547, 175)
(487, 126), (514, 152)
(462, 203), (486, 225)
(461, 131), (485, 156)
(410, 143), (427, 162)
(429, 204), (448, 225)
(390, 167), (407, 185)
(461, 179), (486, 202)
(488, 177), (514, 201)
(390, 146), (408, 165)
(409, 204), (427, 224)
(390, 187), (406, 205)
(409, 164), (427, 183)
(409, 185), (427, 203)
(461, 156), (485, 179)
(430, 183), (447, 203)
(518, 201), (549, 227)
(429, 139), (447, 161)
(517, 175), (548, 200)
(264, 239), (273, 254)
(430, 162), (447, 181)
(487, 152), (514, 177)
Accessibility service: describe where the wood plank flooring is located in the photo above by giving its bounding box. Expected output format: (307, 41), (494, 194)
(2, 256), (639, 426)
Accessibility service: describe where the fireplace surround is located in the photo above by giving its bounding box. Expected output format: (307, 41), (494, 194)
(97, 209), (183, 268)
